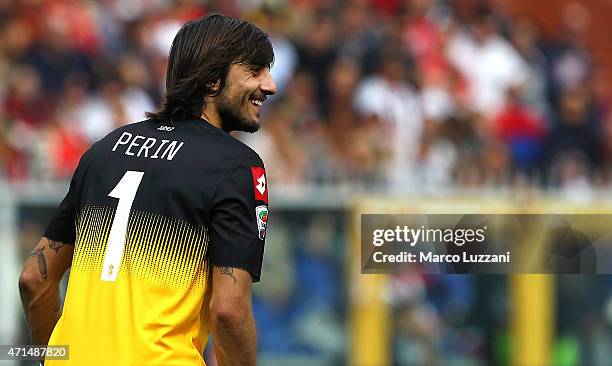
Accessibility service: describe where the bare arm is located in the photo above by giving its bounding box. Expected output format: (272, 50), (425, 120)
(209, 266), (256, 366)
(19, 237), (73, 345)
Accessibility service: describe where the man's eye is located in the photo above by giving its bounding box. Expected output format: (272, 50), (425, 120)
(249, 66), (266, 74)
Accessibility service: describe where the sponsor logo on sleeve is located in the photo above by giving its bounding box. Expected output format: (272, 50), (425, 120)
(256, 205), (268, 240)
(251, 167), (268, 203)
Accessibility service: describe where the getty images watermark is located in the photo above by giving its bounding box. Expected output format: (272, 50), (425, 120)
(361, 214), (612, 274)
(371, 225), (511, 265)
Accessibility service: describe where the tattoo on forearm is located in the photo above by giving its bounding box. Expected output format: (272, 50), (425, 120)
(218, 267), (237, 285)
(31, 247), (47, 281)
(48, 240), (65, 253)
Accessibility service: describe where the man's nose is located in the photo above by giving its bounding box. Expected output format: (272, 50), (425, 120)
(260, 69), (277, 95)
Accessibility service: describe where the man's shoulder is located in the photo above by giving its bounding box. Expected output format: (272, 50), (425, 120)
(223, 135), (264, 166)
(90, 119), (151, 146)
(208, 142), (263, 181)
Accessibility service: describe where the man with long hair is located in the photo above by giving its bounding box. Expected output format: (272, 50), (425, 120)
(19, 14), (276, 365)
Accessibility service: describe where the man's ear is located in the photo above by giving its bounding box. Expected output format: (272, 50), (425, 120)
(207, 79), (221, 93)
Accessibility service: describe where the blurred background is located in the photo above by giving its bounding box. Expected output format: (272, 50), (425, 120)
(1, 0), (612, 365)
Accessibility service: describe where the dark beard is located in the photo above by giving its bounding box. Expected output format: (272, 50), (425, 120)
(216, 94), (260, 133)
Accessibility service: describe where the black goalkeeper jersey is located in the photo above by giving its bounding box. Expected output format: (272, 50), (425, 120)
(43, 118), (268, 366)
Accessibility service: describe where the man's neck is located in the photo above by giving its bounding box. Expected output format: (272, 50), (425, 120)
(200, 107), (222, 129)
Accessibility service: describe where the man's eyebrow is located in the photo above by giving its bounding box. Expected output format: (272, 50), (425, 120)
(242, 63), (268, 72)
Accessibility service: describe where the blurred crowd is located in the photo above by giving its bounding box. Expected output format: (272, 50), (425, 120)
(1, 0), (611, 195)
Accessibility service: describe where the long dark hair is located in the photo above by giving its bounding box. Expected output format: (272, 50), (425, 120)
(146, 14), (274, 123)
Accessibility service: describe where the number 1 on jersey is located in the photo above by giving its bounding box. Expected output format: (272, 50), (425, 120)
(101, 171), (144, 282)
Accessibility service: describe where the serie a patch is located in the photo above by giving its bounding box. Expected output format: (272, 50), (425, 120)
(255, 205), (268, 240)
